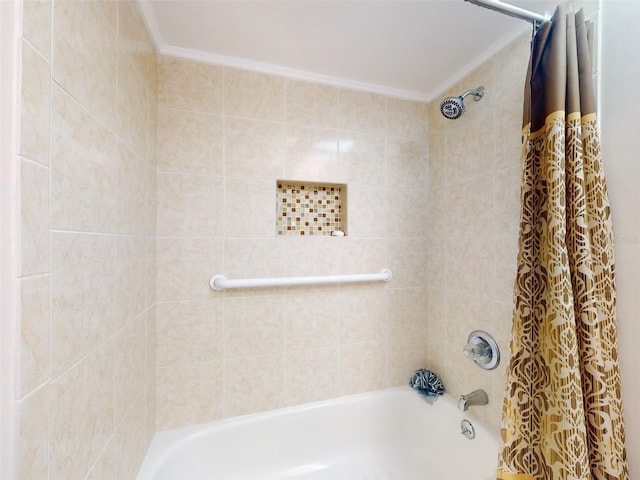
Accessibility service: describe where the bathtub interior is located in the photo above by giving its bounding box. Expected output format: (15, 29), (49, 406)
(138, 387), (499, 480)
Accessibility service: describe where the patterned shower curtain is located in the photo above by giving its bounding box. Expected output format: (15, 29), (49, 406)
(496, 6), (629, 480)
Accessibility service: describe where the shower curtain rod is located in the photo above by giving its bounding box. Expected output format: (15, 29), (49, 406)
(465, 0), (550, 27)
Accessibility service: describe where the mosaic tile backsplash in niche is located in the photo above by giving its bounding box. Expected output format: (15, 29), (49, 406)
(276, 181), (346, 236)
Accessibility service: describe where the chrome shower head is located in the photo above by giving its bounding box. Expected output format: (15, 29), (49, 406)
(439, 86), (485, 120)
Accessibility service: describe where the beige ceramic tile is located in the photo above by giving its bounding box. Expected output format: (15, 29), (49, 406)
(158, 56), (223, 113)
(113, 394), (148, 480)
(53, 0), (117, 128)
(49, 344), (113, 480)
(338, 342), (387, 396)
(425, 236), (446, 290)
(387, 238), (428, 288)
(387, 335), (429, 387)
(141, 159), (157, 236)
(156, 362), (224, 430)
(225, 354), (285, 417)
(115, 236), (146, 328)
(145, 306), (157, 444)
(284, 125), (341, 182)
(338, 289), (386, 344)
(50, 86), (118, 233)
(339, 132), (386, 187)
(156, 300), (223, 367)
(338, 238), (386, 277)
(386, 138), (427, 189)
(338, 89), (385, 135)
(285, 347), (338, 405)
(347, 186), (387, 238)
(494, 236), (519, 301)
(23, 0), (52, 60)
(146, 87), (158, 168)
(18, 385), (49, 480)
(145, 237), (157, 308)
(446, 292), (495, 348)
(157, 173), (224, 237)
(285, 80), (338, 129)
(284, 292), (338, 349)
(281, 237), (341, 277)
(223, 238), (287, 281)
(116, 143), (149, 235)
(117, 51), (147, 159)
(493, 33), (530, 102)
(20, 42), (50, 165)
(20, 159), (49, 276)
(117, 0), (156, 88)
(157, 107), (223, 175)
(425, 342), (447, 387)
(494, 98), (524, 170)
(156, 237), (223, 302)
(225, 296), (284, 358)
(225, 118), (285, 179)
(85, 438), (114, 480)
(386, 98), (428, 141)
(427, 103), (446, 188)
(426, 184), (447, 234)
(113, 314), (146, 426)
(224, 68), (284, 121)
(446, 236), (495, 299)
(386, 188), (428, 238)
(446, 174), (494, 237)
(20, 275), (50, 396)
(96, 0), (117, 33)
(446, 107), (495, 183)
(224, 178), (276, 237)
(50, 232), (115, 375)
(494, 166), (521, 236)
(386, 288), (429, 343)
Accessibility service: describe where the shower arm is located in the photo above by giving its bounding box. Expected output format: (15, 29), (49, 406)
(460, 87), (485, 101)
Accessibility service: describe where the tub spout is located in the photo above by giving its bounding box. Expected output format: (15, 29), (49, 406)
(458, 389), (488, 411)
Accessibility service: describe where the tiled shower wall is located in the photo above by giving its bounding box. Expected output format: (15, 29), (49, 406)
(17, 1), (157, 479)
(425, 33), (529, 429)
(426, 0), (602, 431)
(155, 56), (430, 429)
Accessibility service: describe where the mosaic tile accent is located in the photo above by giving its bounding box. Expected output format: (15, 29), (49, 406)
(276, 181), (345, 236)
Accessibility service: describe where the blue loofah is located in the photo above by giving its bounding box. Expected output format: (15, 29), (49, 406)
(410, 369), (445, 397)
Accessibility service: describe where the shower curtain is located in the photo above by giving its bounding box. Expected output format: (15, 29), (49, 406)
(496, 6), (629, 480)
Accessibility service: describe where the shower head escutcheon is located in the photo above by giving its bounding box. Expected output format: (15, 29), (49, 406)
(439, 86), (485, 120)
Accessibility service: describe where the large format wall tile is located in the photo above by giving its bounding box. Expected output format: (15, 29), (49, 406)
(159, 57), (223, 113)
(156, 56), (432, 430)
(50, 86), (118, 233)
(157, 107), (223, 175)
(22, 0), (51, 60)
(20, 276), (50, 396)
(20, 160), (49, 276)
(19, 43), (50, 165)
(50, 232), (116, 375)
(49, 345), (113, 480)
(53, 0), (117, 129)
(225, 68), (284, 121)
(17, 2), (158, 480)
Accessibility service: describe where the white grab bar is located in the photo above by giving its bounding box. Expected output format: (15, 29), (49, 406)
(209, 269), (392, 291)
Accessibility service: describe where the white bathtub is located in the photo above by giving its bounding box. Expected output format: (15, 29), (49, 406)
(138, 387), (499, 480)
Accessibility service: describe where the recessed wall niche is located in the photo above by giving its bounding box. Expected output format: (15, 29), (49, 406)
(276, 181), (347, 236)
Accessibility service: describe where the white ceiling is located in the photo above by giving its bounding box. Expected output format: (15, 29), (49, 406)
(138, 0), (561, 102)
